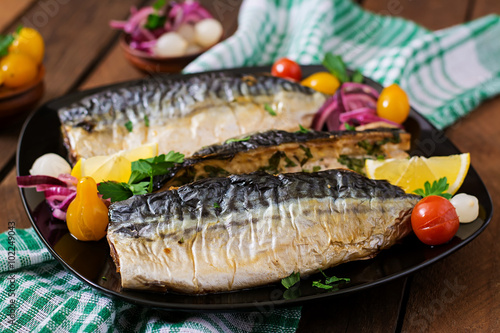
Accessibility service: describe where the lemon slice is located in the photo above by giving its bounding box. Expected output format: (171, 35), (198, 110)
(79, 143), (158, 183)
(365, 153), (470, 194)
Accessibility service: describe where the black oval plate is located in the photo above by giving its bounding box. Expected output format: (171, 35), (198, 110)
(17, 66), (493, 311)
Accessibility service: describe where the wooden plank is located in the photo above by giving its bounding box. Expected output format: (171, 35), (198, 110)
(0, 0), (37, 33)
(401, 96), (500, 331)
(362, 0), (469, 30)
(298, 278), (407, 332)
(0, 169), (31, 230)
(471, 0), (500, 18)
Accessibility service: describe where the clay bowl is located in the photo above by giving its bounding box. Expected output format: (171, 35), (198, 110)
(119, 34), (217, 73)
(0, 66), (45, 121)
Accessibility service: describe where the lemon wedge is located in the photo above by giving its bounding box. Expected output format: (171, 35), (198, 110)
(79, 143), (158, 183)
(365, 153), (470, 195)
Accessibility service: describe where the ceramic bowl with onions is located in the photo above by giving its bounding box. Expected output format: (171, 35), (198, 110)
(111, 0), (224, 73)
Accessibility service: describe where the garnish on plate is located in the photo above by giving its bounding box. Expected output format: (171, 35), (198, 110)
(413, 177), (452, 199)
(99, 151), (184, 202)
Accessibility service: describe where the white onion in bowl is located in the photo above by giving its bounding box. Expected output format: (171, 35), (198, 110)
(153, 32), (188, 57)
(194, 18), (223, 48)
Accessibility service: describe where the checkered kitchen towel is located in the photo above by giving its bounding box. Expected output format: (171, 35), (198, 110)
(4, 0), (500, 332)
(185, 0), (500, 129)
(0, 229), (300, 332)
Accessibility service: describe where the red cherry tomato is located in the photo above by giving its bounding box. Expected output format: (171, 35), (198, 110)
(271, 58), (302, 81)
(411, 195), (460, 246)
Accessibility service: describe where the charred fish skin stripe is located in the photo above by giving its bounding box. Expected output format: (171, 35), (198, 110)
(58, 73), (318, 129)
(192, 128), (405, 158)
(108, 169), (420, 235)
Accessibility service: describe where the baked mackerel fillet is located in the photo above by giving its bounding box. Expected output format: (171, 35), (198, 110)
(107, 169), (420, 294)
(156, 128), (410, 190)
(58, 73), (326, 162)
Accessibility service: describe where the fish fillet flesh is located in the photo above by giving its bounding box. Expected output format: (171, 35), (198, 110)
(58, 73), (326, 162)
(107, 169), (420, 293)
(155, 128), (410, 190)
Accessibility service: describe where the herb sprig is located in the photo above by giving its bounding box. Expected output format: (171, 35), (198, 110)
(312, 269), (350, 290)
(98, 151), (184, 202)
(413, 177), (452, 199)
(322, 53), (363, 83)
(0, 26), (22, 57)
(281, 272), (300, 289)
(145, 0), (167, 30)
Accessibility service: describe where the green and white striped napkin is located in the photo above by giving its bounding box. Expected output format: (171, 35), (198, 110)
(0, 229), (300, 332)
(185, 0), (500, 129)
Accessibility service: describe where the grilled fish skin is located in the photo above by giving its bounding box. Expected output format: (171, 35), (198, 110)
(154, 128), (410, 190)
(58, 73), (326, 162)
(107, 169), (420, 294)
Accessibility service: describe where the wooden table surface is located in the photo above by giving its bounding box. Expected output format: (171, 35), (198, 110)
(1, 0), (499, 331)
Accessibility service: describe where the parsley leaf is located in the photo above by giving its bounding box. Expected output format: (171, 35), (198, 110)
(144, 115), (150, 127)
(225, 136), (251, 144)
(351, 69), (364, 83)
(281, 272), (300, 289)
(344, 122), (356, 131)
(145, 0), (167, 30)
(213, 202), (220, 208)
(322, 53), (349, 83)
(296, 124), (310, 134)
(264, 103), (277, 116)
(0, 34), (15, 57)
(98, 182), (133, 202)
(124, 121), (133, 132)
(312, 269), (350, 290)
(413, 177), (452, 199)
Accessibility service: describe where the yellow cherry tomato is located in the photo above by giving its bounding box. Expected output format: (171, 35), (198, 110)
(66, 177), (109, 241)
(301, 72), (340, 95)
(8, 27), (45, 65)
(376, 83), (410, 124)
(0, 53), (38, 88)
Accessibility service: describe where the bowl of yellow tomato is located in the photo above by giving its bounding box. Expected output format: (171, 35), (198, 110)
(0, 27), (45, 120)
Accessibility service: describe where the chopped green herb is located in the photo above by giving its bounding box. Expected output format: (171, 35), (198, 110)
(312, 281), (335, 290)
(296, 124), (310, 134)
(145, 0), (167, 29)
(204, 165), (230, 178)
(284, 155), (297, 168)
(98, 152), (184, 202)
(299, 145), (313, 166)
(259, 151), (284, 174)
(213, 202), (220, 208)
(344, 123), (356, 131)
(178, 237), (185, 244)
(312, 166), (321, 172)
(312, 269), (350, 290)
(225, 136), (251, 144)
(413, 177), (452, 199)
(101, 276), (107, 281)
(281, 272), (300, 289)
(144, 115), (150, 127)
(322, 53), (349, 83)
(125, 121), (133, 132)
(337, 155), (366, 175)
(376, 155), (386, 161)
(351, 69), (364, 83)
(264, 103), (277, 116)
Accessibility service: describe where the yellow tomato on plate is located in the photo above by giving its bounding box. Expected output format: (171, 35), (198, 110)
(301, 72), (340, 95)
(376, 84), (410, 124)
